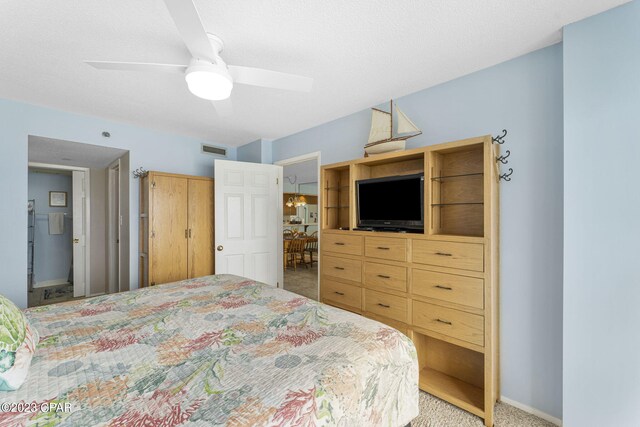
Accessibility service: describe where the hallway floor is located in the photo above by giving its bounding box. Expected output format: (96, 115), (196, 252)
(283, 262), (318, 301)
(28, 283), (81, 308)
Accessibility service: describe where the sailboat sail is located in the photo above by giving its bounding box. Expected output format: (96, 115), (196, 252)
(365, 100), (421, 155)
(396, 107), (420, 134)
(368, 109), (392, 144)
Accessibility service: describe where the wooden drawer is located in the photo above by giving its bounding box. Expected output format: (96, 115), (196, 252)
(322, 233), (363, 256)
(321, 279), (361, 310)
(364, 312), (408, 336)
(322, 255), (362, 283)
(412, 240), (484, 272)
(364, 262), (407, 293)
(413, 301), (484, 346)
(364, 237), (407, 262)
(364, 289), (408, 323)
(412, 269), (483, 309)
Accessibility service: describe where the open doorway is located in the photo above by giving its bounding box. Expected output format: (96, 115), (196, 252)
(27, 136), (129, 307)
(275, 153), (321, 301)
(27, 166), (80, 304)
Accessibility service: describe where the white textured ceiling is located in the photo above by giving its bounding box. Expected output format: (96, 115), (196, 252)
(29, 136), (128, 169)
(1, 0), (628, 147)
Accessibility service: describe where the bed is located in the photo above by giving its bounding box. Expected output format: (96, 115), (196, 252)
(0, 274), (418, 426)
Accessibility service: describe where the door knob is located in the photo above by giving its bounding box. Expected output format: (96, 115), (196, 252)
(217, 245), (224, 251)
(73, 238), (80, 243)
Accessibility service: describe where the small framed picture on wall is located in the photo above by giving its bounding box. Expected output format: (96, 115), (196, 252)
(49, 191), (67, 207)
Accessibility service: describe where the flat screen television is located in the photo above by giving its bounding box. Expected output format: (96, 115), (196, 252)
(356, 173), (424, 231)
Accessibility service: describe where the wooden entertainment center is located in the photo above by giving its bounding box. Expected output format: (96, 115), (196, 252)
(319, 135), (500, 426)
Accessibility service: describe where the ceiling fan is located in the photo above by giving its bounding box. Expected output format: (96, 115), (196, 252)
(85, 0), (313, 115)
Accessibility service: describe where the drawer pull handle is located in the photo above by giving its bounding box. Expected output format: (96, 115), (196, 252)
(377, 303), (390, 308)
(334, 291), (345, 296)
(435, 252), (453, 257)
(436, 318), (452, 325)
(376, 246), (390, 250)
(377, 274), (391, 279)
(334, 242), (345, 246)
(334, 266), (345, 270)
(435, 285), (453, 290)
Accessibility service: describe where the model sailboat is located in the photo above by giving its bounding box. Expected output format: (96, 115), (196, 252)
(365, 100), (422, 155)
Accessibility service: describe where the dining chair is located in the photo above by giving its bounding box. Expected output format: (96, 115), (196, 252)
(305, 237), (318, 267)
(285, 238), (307, 271)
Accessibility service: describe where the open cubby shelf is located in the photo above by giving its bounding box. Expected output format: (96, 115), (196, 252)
(414, 331), (485, 417)
(429, 144), (485, 237)
(354, 156), (425, 180)
(419, 367), (485, 417)
(322, 167), (351, 230)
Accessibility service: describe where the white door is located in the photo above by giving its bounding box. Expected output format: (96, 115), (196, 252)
(214, 160), (282, 287)
(72, 170), (87, 297)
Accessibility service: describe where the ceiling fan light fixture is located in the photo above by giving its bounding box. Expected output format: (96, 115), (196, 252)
(185, 60), (233, 101)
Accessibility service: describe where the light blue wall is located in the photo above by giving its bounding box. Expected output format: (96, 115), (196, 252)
(237, 138), (273, 164)
(261, 139), (273, 164)
(237, 139), (263, 163)
(299, 183), (318, 194)
(272, 44), (564, 419)
(0, 98), (236, 308)
(28, 171), (73, 284)
(563, 2), (640, 426)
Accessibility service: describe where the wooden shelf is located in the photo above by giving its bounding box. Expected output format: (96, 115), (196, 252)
(322, 166), (351, 230)
(432, 202), (483, 206)
(419, 367), (485, 418)
(429, 143), (485, 237)
(431, 172), (483, 181)
(428, 233), (484, 241)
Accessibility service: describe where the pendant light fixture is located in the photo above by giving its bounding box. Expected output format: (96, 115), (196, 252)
(285, 175), (307, 208)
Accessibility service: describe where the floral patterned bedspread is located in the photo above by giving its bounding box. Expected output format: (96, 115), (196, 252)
(0, 275), (418, 426)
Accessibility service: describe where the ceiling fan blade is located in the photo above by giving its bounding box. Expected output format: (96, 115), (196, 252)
(211, 98), (234, 117)
(228, 65), (313, 92)
(162, 0), (216, 62)
(85, 61), (187, 74)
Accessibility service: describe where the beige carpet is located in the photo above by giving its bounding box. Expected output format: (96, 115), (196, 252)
(284, 263), (319, 301)
(413, 392), (556, 427)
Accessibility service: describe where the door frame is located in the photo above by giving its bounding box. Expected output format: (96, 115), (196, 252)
(274, 151), (321, 295)
(107, 159), (121, 294)
(28, 162), (91, 298)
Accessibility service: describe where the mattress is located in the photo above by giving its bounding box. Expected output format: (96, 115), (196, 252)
(0, 274), (418, 426)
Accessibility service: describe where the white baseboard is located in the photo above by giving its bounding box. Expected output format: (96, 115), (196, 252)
(33, 279), (71, 289)
(500, 396), (562, 426)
